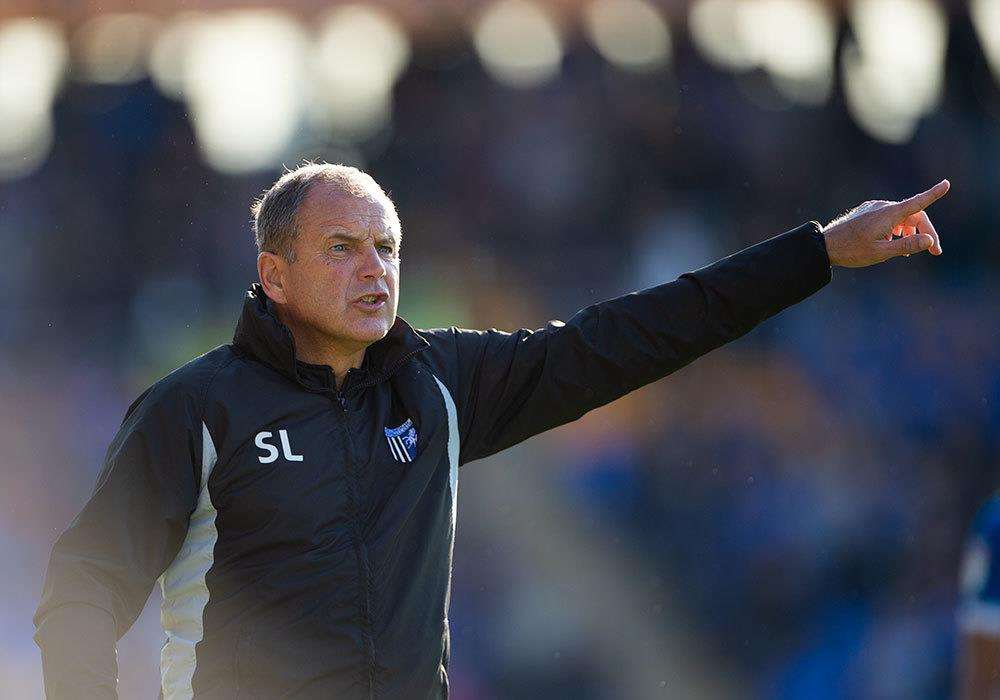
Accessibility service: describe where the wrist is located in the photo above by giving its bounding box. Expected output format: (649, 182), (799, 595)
(818, 224), (837, 268)
(821, 230), (841, 268)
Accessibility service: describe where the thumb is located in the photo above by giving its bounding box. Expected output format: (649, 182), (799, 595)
(892, 179), (950, 218)
(878, 233), (934, 260)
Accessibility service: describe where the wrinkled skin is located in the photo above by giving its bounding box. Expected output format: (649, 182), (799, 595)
(258, 182), (401, 384)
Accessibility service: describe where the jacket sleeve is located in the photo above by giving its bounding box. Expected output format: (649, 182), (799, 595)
(33, 378), (204, 699)
(433, 220), (831, 466)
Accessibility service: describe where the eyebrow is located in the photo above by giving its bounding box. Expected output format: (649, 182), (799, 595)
(322, 230), (398, 246)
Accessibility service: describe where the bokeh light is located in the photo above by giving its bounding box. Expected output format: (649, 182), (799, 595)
(690, 0), (835, 105)
(182, 10), (307, 173)
(583, 0), (671, 73)
(310, 4), (411, 141)
(149, 12), (206, 99)
(972, 0), (1000, 86)
(473, 0), (563, 88)
(74, 13), (159, 85)
(0, 19), (66, 180)
(843, 0), (947, 143)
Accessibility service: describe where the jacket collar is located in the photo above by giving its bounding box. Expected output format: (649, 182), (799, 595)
(232, 283), (428, 393)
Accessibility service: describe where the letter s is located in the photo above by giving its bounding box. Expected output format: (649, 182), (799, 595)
(255, 431), (279, 464)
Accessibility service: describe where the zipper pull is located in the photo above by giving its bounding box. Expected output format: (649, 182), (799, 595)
(337, 394), (347, 411)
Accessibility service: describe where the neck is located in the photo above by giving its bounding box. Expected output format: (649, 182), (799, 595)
(275, 308), (366, 390)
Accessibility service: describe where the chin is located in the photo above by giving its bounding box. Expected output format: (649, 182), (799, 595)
(347, 319), (391, 344)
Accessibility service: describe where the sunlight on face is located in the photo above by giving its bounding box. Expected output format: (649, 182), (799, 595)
(280, 182), (401, 354)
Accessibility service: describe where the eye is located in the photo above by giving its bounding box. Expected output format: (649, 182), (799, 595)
(331, 243), (348, 252)
(378, 245), (395, 254)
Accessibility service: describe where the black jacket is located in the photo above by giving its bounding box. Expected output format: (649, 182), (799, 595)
(34, 221), (831, 699)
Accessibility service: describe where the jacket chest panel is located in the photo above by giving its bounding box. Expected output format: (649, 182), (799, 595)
(346, 369), (452, 536)
(212, 407), (354, 559)
(208, 369), (449, 564)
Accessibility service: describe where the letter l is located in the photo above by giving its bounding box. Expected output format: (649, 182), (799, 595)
(279, 429), (304, 461)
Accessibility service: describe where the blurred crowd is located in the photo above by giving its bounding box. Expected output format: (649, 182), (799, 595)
(2, 10), (999, 700)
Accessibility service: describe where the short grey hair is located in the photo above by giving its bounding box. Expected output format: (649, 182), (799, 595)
(251, 161), (401, 263)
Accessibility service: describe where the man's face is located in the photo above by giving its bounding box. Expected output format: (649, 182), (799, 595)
(272, 182), (400, 353)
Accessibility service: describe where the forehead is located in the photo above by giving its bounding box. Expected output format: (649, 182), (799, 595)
(298, 182), (398, 241)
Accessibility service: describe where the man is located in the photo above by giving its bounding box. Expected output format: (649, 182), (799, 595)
(957, 493), (1000, 699)
(34, 162), (949, 699)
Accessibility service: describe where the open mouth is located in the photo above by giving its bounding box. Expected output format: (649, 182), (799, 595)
(354, 293), (388, 309)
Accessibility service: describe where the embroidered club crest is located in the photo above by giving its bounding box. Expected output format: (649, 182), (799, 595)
(385, 418), (418, 463)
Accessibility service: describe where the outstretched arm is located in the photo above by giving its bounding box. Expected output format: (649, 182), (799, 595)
(425, 180), (951, 466)
(431, 219), (830, 465)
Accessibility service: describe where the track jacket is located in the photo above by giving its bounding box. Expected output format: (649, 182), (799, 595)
(34, 221), (832, 699)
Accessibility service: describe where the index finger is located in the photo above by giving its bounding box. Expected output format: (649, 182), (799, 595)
(893, 179), (951, 218)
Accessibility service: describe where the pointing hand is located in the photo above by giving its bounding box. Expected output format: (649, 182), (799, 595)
(821, 180), (950, 268)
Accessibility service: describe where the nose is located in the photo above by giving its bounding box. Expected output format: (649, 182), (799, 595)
(358, 242), (387, 280)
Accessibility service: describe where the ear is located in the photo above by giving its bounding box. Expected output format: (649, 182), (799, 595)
(257, 251), (290, 305)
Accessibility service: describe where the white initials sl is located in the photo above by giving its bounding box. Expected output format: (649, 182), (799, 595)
(255, 429), (303, 463)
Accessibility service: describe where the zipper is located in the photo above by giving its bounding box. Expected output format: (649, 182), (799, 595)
(333, 373), (377, 699)
(332, 345), (425, 699)
(335, 366), (361, 409)
(342, 347), (426, 399)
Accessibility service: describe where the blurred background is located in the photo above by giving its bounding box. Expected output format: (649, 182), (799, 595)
(1, 0), (998, 697)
